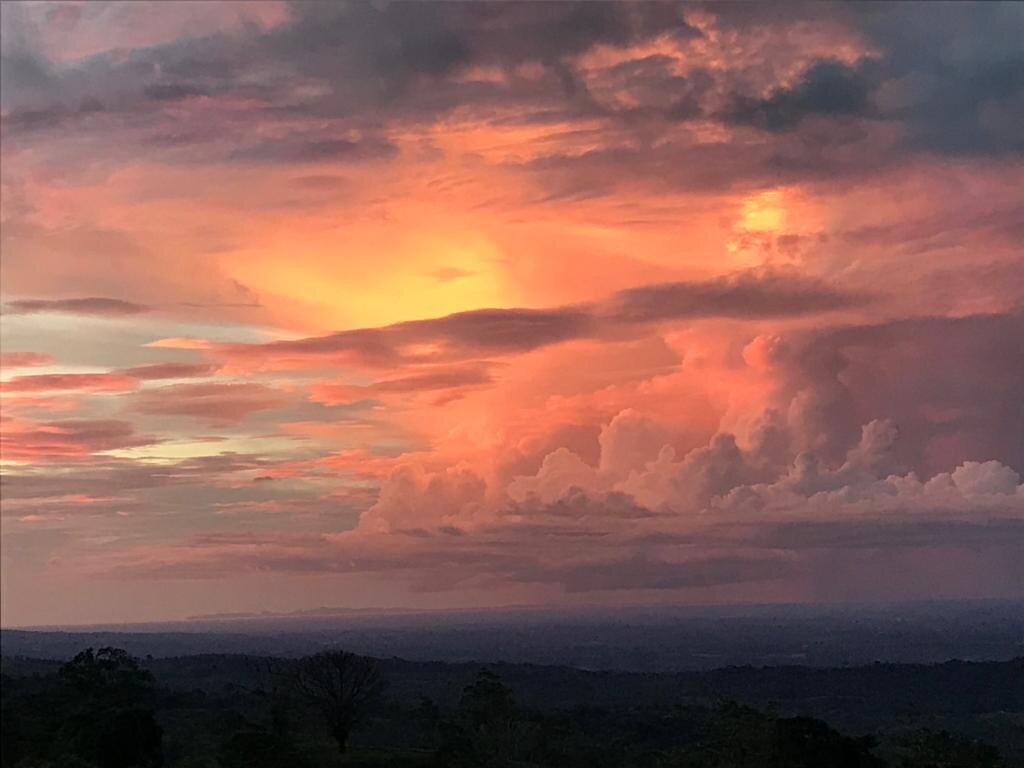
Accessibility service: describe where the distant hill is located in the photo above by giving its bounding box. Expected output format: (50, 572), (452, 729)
(4, 599), (1023, 672)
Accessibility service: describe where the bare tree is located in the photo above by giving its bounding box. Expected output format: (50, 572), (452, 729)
(292, 650), (385, 754)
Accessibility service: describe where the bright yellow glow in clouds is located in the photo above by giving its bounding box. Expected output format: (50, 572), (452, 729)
(740, 191), (787, 233)
(224, 215), (512, 331)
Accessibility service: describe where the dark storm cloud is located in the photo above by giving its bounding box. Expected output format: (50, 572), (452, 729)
(719, 3), (1024, 156)
(368, 365), (494, 394)
(266, 0), (1021, 160)
(3, 297), (150, 316)
(4, 0), (1019, 194)
(426, 307), (596, 351)
(266, 2), (471, 86)
(703, 2), (1024, 158)
(1, 2), (695, 162)
(520, 118), (900, 199)
(309, 363), (496, 405)
(269, 1), (694, 83)
(773, 311), (1024, 475)
(230, 271), (868, 365)
(142, 83), (208, 101)
(601, 271), (868, 323)
(853, 2), (1024, 156)
(725, 60), (873, 132)
(246, 306), (596, 365)
(228, 136), (399, 165)
(1, 104), (95, 134)
(908, 56), (1024, 156)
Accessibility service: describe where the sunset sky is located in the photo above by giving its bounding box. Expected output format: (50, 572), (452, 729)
(1, 1), (1022, 626)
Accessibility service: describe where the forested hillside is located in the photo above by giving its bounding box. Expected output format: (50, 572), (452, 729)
(3, 650), (1022, 767)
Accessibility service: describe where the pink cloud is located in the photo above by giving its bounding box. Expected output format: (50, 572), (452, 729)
(2, 373), (139, 393)
(0, 418), (159, 461)
(129, 382), (288, 423)
(0, 352), (55, 369)
(116, 362), (219, 380)
(3, 1), (1023, 622)
(310, 364), (494, 405)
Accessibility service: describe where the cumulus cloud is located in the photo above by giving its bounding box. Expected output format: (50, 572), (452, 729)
(508, 447), (607, 505)
(504, 408), (1020, 527)
(361, 463), (488, 533)
(60, 377), (1021, 598)
(770, 312), (1024, 476)
(331, 308), (1024, 558)
(346, 306), (1022, 542)
(946, 461), (1021, 496)
(597, 409), (669, 478)
(258, 375), (1019, 594)
(3, 2), (1022, 619)
(10, 301), (1018, 602)
(79, 417), (1022, 593)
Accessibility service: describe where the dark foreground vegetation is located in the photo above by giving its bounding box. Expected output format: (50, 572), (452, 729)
(2, 648), (1022, 768)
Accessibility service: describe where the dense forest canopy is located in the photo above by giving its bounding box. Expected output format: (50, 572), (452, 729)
(3, 649), (1022, 767)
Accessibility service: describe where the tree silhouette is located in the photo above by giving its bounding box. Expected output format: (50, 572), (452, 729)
(57, 647), (163, 768)
(895, 730), (1001, 768)
(292, 650), (385, 754)
(460, 669), (517, 731)
(660, 702), (884, 768)
(773, 716), (884, 768)
(441, 668), (542, 766)
(60, 647), (154, 706)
